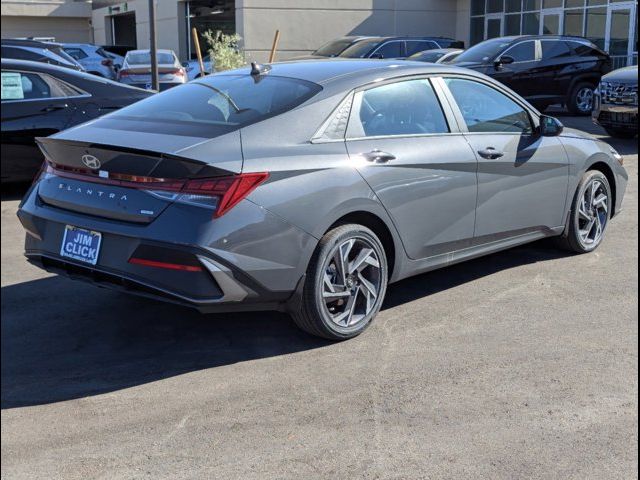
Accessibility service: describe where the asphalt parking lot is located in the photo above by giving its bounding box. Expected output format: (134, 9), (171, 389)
(1, 115), (637, 480)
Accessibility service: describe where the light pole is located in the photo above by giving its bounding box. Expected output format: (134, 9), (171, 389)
(148, 0), (159, 91)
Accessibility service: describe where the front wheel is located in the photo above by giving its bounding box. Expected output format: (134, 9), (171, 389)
(292, 224), (388, 340)
(556, 170), (611, 253)
(567, 83), (595, 116)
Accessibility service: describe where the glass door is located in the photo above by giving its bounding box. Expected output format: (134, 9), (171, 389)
(485, 14), (504, 40)
(540, 9), (564, 35)
(606, 3), (637, 68)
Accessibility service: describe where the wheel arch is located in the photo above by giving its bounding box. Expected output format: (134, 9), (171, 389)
(586, 160), (617, 217)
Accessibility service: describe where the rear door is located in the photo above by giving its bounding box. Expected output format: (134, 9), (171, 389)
(440, 76), (569, 243)
(538, 40), (575, 99)
(345, 77), (479, 260)
(1, 69), (77, 181)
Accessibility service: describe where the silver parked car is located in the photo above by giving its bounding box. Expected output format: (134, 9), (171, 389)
(18, 60), (628, 340)
(182, 58), (214, 81)
(407, 48), (464, 64)
(117, 49), (186, 91)
(62, 43), (117, 80)
(593, 65), (638, 139)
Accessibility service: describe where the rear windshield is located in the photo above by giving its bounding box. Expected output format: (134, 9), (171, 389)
(314, 39), (354, 57)
(127, 52), (175, 65)
(110, 74), (322, 137)
(453, 39), (511, 63)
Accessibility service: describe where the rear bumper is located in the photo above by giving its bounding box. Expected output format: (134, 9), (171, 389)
(17, 183), (318, 313)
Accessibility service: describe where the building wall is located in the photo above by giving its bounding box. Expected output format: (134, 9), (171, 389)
(236, 0), (464, 62)
(1, 0), (92, 42)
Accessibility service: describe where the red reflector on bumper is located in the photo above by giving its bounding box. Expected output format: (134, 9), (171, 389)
(128, 257), (203, 272)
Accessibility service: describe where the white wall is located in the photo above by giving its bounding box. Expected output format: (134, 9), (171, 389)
(236, 0), (462, 62)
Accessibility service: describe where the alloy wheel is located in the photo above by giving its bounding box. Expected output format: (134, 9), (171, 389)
(576, 87), (594, 113)
(577, 179), (609, 247)
(322, 237), (382, 327)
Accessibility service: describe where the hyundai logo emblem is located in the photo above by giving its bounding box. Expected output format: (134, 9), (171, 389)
(81, 154), (101, 169)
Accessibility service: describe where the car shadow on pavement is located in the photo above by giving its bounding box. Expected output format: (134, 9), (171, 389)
(1, 242), (571, 409)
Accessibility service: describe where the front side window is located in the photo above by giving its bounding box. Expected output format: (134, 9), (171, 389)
(503, 41), (536, 62)
(348, 79), (449, 138)
(109, 74), (322, 138)
(371, 42), (403, 59)
(445, 78), (533, 134)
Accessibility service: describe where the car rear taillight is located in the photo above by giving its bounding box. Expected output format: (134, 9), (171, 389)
(167, 68), (185, 77)
(101, 59), (113, 66)
(145, 174), (269, 217)
(117, 69), (130, 80)
(45, 164), (268, 218)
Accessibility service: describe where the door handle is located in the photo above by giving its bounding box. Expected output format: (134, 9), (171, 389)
(41, 104), (68, 113)
(477, 147), (504, 160)
(362, 150), (396, 164)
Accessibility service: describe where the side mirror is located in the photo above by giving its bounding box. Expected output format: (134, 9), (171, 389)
(495, 55), (515, 67)
(181, 61), (189, 68)
(539, 115), (564, 137)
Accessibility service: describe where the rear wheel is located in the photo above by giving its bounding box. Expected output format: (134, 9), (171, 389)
(556, 170), (611, 253)
(567, 82), (595, 116)
(605, 128), (637, 139)
(292, 224), (388, 340)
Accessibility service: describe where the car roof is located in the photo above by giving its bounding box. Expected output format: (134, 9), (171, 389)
(216, 58), (468, 88)
(126, 49), (176, 55)
(491, 35), (592, 43)
(1, 38), (64, 49)
(1, 58), (78, 74)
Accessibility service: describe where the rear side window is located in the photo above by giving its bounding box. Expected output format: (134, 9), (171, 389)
(110, 74), (322, 137)
(65, 48), (88, 60)
(405, 41), (438, 56)
(504, 41), (536, 62)
(568, 41), (599, 57)
(348, 79), (449, 138)
(1, 71), (82, 101)
(445, 78), (533, 134)
(542, 41), (572, 59)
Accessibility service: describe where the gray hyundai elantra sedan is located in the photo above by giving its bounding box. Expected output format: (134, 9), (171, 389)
(18, 59), (628, 340)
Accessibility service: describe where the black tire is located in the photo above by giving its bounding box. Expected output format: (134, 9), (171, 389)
(605, 128), (637, 139)
(567, 82), (596, 116)
(291, 224), (388, 340)
(556, 170), (612, 253)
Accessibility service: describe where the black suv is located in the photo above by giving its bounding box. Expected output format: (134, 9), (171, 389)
(296, 36), (464, 61)
(451, 35), (612, 115)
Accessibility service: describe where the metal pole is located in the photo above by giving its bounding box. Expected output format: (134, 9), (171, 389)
(148, 0), (159, 91)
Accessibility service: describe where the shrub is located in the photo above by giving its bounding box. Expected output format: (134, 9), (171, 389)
(202, 31), (245, 72)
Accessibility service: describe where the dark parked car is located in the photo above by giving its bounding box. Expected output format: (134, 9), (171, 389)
(338, 36), (465, 59)
(16, 60), (627, 340)
(1, 59), (152, 183)
(451, 35), (612, 115)
(593, 65), (638, 139)
(1, 39), (84, 72)
(292, 36), (376, 60)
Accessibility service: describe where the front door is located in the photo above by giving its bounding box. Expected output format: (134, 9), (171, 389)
(441, 77), (569, 243)
(345, 78), (478, 260)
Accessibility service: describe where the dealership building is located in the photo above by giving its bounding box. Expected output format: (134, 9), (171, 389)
(2, 0), (637, 67)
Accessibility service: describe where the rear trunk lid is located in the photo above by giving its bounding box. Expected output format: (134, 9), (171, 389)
(36, 128), (243, 223)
